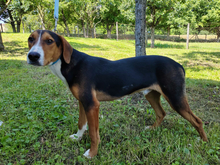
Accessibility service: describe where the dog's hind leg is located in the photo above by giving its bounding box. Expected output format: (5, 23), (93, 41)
(145, 90), (166, 129)
(70, 101), (87, 141)
(166, 95), (208, 142)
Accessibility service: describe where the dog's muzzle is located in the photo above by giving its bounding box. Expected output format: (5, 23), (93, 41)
(27, 52), (41, 66)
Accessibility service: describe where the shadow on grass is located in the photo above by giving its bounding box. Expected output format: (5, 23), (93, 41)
(146, 42), (185, 49)
(183, 51), (220, 60)
(2, 41), (29, 56)
(186, 77), (220, 87)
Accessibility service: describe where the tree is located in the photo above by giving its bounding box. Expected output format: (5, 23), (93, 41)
(84, 1), (101, 38)
(200, 0), (220, 42)
(59, 0), (74, 36)
(36, 0), (54, 30)
(0, 0), (11, 15)
(1, 0), (33, 32)
(135, 0), (146, 56)
(0, 0), (12, 50)
(146, 0), (176, 48)
(22, 14), (41, 32)
(169, 0), (220, 42)
(100, 0), (131, 39)
(71, 0), (90, 37)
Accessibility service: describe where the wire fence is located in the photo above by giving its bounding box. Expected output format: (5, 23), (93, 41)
(2, 21), (219, 42)
(61, 22), (219, 42)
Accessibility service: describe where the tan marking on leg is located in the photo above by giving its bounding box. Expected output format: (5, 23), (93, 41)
(78, 101), (87, 130)
(176, 97), (208, 141)
(145, 90), (166, 128)
(84, 96), (100, 158)
(69, 85), (80, 100)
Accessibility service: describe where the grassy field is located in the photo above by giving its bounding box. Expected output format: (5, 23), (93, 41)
(0, 33), (219, 164)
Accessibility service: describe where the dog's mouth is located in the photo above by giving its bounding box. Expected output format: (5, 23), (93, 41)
(27, 61), (41, 66)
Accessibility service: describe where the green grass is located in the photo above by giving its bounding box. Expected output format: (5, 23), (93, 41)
(0, 33), (220, 164)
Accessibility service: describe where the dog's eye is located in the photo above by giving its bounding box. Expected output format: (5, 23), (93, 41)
(28, 37), (34, 43)
(46, 39), (54, 44)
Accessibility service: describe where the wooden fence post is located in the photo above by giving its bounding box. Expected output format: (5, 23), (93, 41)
(116, 22), (118, 41)
(186, 23), (190, 49)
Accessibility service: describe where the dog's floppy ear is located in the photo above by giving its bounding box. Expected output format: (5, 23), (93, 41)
(59, 35), (73, 64)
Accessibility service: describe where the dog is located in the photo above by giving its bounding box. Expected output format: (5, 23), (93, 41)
(27, 30), (208, 158)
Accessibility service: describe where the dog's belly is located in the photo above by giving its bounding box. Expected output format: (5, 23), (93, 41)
(95, 87), (152, 101)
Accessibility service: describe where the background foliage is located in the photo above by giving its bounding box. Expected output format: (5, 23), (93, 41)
(1, 0), (220, 43)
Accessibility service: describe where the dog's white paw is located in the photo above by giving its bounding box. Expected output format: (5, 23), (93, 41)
(69, 134), (82, 141)
(83, 149), (91, 159)
(145, 126), (151, 130)
(69, 123), (87, 141)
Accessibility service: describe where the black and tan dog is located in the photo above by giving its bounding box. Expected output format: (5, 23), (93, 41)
(27, 30), (208, 158)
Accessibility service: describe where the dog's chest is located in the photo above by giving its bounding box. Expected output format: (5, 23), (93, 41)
(49, 60), (68, 86)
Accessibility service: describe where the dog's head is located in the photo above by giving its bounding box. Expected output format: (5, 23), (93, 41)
(27, 30), (73, 66)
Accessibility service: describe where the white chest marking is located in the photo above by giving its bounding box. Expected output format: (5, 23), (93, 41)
(49, 59), (68, 86)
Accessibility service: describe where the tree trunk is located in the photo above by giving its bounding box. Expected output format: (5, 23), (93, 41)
(135, 0), (146, 56)
(150, 26), (155, 48)
(11, 22), (16, 32)
(217, 27), (220, 42)
(81, 20), (86, 38)
(94, 24), (96, 38)
(0, 24), (3, 32)
(62, 10), (70, 37)
(29, 25), (31, 33)
(91, 27), (94, 38)
(145, 26), (148, 47)
(86, 23), (89, 38)
(167, 26), (170, 40)
(38, 7), (46, 30)
(41, 19), (45, 30)
(22, 21), (25, 33)
(106, 24), (114, 39)
(83, 25), (86, 38)
(77, 24), (79, 37)
(64, 19), (70, 37)
(8, 10), (16, 32)
(17, 20), (21, 33)
(0, 32), (4, 51)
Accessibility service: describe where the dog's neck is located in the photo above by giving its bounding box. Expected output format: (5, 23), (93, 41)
(49, 58), (68, 86)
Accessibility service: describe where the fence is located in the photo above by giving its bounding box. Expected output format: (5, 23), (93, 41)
(64, 32), (219, 43)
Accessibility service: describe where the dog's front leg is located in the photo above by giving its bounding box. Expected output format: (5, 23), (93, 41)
(70, 101), (87, 141)
(83, 99), (100, 158)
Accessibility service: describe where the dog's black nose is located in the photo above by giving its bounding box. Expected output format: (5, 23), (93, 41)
(28, 52), (40, 62)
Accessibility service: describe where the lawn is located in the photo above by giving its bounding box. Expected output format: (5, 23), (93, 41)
(0, 33), (219, 164)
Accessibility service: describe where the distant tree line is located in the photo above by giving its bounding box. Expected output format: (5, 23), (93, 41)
(0, 0), (220, 48)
